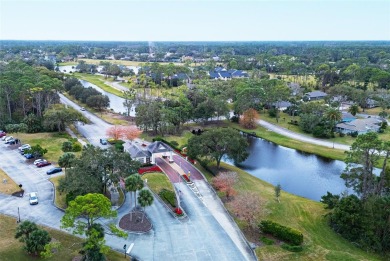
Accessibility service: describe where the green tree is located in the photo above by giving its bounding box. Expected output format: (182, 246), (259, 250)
(25, 144), (47, 158)
(15, 221), (51, 256)
(61, 193), (117, 235)
(137, 189), (154, 222)
(58, 152), (76, 174)
(187, 127), (249, 169)
(43, 104), (86, 132)
(348, 104), (359, 116)
(62, 141), (73, 152)
(324, 107), (342, 137)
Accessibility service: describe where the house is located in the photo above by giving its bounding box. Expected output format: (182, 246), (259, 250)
(208, 67), (248, 80)
(335, 118), (382, 135)
(305, 91), (328, 101)
(366, 98), (378, 109)
(124, 141), (174, 164)
(272, 101), (292, 111)
(341, 112), (356, 123)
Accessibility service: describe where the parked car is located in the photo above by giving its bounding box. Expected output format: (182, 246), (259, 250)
(8, 139), (19, 145)
(100, 138), (108, 145)
(80, 107), (85, 111)
(24, 153), (34, 159)
(5, 138), (15, 144)
(29, 192), (38, 205)
(18, 144), (31, 152)
(34, 159), (46, 165)
(36, 161), (51, 168)
(4, 136), (14, 143)
(0, 131), (6, 138)
(46, 167), (62, 175)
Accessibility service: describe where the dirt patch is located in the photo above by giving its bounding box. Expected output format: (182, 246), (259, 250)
(119, 211), (152, 233)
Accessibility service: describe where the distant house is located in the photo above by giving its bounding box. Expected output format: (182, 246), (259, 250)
(305, 91), (328, 101)
(209, 67), (248, 80)
(272, 101), (292, 111)
(366, 98), (378, 109)
(124, 141), (173, 164)
(336, 118), (382, 135)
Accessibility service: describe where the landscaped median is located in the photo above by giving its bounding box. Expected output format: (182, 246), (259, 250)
(141, 172), (185, 218)
(0, 168), (20, 195)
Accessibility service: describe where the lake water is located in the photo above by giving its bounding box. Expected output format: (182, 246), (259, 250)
(224, 136), (352, 201)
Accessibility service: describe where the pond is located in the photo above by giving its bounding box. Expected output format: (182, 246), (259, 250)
(223, 135), (352, 201)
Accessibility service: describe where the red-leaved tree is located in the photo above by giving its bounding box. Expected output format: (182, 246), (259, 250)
(106, 125), (142, 141)
(122, 126), (142, 141)
(106, 125), (124, 140)
(240, 108), (259, 129)
(212, 171), (238, 200)
(228, 191), (264, 229)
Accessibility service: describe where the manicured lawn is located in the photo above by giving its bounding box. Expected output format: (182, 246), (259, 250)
(14, 132), (75, 163)
(58, 62), (77, 66)
(50, 175), (67, 209)
(78, 58), (182, 67)
(0, 214), (127, 261)
(0, 168), (19, 195)
(73, 73), (126, 98)
(141, 172), (174, 194)
(204, 162), (383, 261)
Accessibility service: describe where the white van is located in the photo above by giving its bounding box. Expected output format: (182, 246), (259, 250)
(29, 192), (38, 205)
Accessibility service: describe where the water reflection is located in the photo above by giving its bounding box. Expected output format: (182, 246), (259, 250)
(224, 136), (352, 201)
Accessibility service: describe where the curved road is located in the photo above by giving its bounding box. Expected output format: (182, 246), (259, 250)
(258, 119), (351, 151)
(0, 94), (255, 260)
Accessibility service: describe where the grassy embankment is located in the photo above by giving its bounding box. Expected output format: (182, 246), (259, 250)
(156, 130), (382, 260)
(0, 214), (127, 261)
(0, 168), (19, 195)
(72, 72), (126, 98)
(50, 175), (67, 209)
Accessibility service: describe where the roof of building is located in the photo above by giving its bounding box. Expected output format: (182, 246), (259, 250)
(273, 101), (292, 108)
(124, 142), (151, 158)
(306, 91), (328, 98)
(336, 118), (382, 132)
(147, 141), (173, 154)
(341, 111), (356, 121)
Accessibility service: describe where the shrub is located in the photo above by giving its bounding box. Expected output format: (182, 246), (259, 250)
(159, 189), (176, 208)
(268, 108), (277, 117)
(350, 131), (358, 137)
(170, 140), (179, 147)
(260, 236), (274, 245)
(175, 207), (183, 215)
(62, 141), (73, 152)
(72, 143), (82, 152)
(138, 165), (162, 174)
(281, 243), (303, 252)
(338, 132), (345, 137)
(114, 142), (124, 152)
(259, 220), (303, 245)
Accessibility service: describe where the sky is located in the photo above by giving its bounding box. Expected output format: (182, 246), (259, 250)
(0, 0), (389, 41)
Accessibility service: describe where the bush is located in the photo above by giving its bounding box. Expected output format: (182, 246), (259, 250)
(260, 236), (274, 245)
(114, 142), (124, 152)
(62, 141), (73, 152)
(72, 143), (82, 152)
(281, 243), (303, 252)
(338, 132), (345, 137)
(170, 140), (179, 147)
(268, 108), (277, 117)
(350, 131), (358, 137)
(259, 220), (303, 245)
(159, 189), (176, 208)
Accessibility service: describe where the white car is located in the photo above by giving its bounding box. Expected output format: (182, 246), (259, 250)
(29, 192), (38, 205)
(80, 107), (85, 111)
(33, 159), (46, 165)
(3, 136), (13, 142)
(18, 144), (31, 152)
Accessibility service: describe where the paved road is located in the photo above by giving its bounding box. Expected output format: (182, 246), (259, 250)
(0, 94), (255, 260)
(258, 119), (351, 151)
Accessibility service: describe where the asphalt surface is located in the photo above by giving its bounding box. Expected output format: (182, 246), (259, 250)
(258, 119), (351, 151)
(0, 94), (255, 261)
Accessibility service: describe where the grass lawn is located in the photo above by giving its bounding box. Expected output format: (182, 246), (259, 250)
(14, 132), (75, 164)
(58, 62), (77, 66)
(204, 162), (383, 261)
(0, 214), (128, 261)
(50, 175), (67, 209)
(141, 172), (174, 194)
(78, 58), (182, 67)
(0, 168), (19, 195)
(72, 73), (126, 98)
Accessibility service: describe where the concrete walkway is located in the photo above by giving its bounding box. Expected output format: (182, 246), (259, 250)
(258, 119), (351, 151)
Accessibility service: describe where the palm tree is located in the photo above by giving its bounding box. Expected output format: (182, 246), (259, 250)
(348, 104), (359, 116)
(125, 174), (144, 219)
(325, 108), (342, 147)
(137, 189), (154, 222)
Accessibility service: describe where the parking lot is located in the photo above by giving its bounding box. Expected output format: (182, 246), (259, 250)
(0, 140), (64, 227)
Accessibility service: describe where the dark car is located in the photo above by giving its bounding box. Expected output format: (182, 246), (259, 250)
(100, 138), (108, 145)
(46, 167), (62, 175)
(36, 161), (51, 168)
(24, 153), (34, 159)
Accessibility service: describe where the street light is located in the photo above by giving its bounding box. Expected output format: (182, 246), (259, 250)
(123, 244), (127, 258)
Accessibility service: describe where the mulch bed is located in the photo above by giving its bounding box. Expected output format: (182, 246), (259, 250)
(119, 211), (152, 233)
